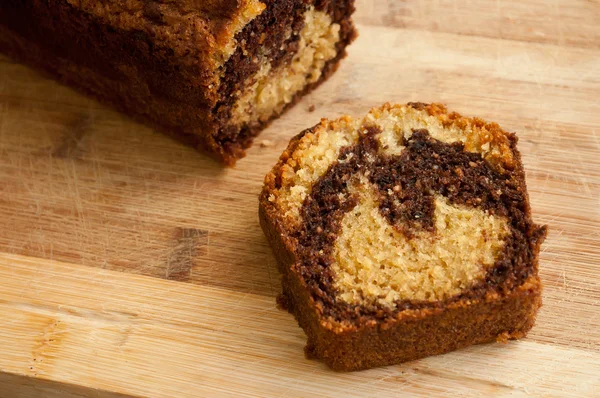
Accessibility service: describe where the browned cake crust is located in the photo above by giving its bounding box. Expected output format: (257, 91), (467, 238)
(0, 0), (356, 164)
(259, 103), (547, 371)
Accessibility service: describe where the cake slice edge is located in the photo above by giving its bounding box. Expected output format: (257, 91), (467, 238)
(259, 102), (547, 371)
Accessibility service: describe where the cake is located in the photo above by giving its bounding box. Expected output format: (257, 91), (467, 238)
(259, 102), (547, 371)
(0, 0), (356, 164)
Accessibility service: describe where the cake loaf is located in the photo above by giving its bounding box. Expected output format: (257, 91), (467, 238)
(260, 103), (547, 371)
(0, 0), (356, 164)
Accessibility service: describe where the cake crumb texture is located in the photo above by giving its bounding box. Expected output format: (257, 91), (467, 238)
(270, 103), (514, 225)
(230, 7), (340, 127)
(333, 184), (509, 306)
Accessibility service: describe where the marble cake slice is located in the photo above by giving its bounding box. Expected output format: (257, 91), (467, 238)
(260, 102), (547, 371)
(0, 0), (356, 164)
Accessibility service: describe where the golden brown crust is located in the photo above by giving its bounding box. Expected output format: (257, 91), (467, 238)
(407, 102), (517, 170)
(288, 272), (542, 371)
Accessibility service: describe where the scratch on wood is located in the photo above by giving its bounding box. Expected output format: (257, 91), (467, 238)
(52, 116), (91, 159)
(165, 228), (209, 282)
(382, 0), (408, 28)
(411, 366), (519, 392)
(29, 317), (66, 377)
(8, 301), (138, 324)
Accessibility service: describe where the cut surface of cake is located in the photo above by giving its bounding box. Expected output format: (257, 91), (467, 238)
(0, 0), (356, 164)
(259, 102), (547, 371)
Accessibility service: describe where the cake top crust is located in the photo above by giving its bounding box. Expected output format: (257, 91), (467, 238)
(267, 103), (517, 224)
(67, 0), (266, 69)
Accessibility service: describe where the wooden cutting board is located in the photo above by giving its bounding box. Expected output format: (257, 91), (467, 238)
(1, 1), (599, 396)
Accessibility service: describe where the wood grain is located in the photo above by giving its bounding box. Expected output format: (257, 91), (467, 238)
(0, 0), (599, 396)
(0, 254), (598, 397)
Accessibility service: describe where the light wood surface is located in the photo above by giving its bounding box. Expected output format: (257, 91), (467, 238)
(0, 0), (599, 396)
